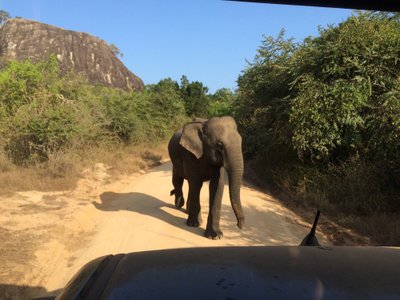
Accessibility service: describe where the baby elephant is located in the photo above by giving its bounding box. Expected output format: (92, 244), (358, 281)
(168, 116), (244, 239)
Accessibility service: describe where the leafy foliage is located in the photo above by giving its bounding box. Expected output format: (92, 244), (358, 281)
(110, 43), (123, 58)
(0, 9), (10, 25)
(236, 12), (400, 214)
(0, 49), (237, 175)
(0, 58), (190, 165)
(180, 75), (210, 118)
(236, 29), (295, 158)
(208, 88), (237, 117)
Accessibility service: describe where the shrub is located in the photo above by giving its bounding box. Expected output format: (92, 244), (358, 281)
(208, 88), (237, 117)
(235, 12), (400, 214)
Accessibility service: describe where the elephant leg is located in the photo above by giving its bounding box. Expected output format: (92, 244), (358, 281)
(186, 180), (203, 227)
(172, 165), (185, 208)
(205, 167), (225, 239)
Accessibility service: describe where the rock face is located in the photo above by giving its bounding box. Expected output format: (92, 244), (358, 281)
(0, 18), (144, 91)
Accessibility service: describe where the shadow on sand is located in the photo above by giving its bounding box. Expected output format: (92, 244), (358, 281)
(93, 191), (311, 246)
(94, 192), (205, 237)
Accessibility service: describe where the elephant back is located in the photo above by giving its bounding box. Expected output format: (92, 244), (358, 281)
(168, 128), (184, 162)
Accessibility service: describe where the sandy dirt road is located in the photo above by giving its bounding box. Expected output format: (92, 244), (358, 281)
(0, 162), (329, 299)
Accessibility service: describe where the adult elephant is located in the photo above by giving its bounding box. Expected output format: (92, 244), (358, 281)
(168, 116), (244, 239)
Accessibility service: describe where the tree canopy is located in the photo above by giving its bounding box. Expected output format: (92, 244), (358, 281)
(0, 9), (10, 25)
(237, 12), (400, 163)
(235, 12), (400, 213)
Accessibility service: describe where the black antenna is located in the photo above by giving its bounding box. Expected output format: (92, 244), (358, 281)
(310, 209), (320, 236)
(300, 210), (321, 246)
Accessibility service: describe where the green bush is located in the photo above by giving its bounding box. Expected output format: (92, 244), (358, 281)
(235, 12), (400, 214)
(7, 103), (78, 162)
(0, 55), (233, 168)
(100, 78), (186, 143)
(208, 88), (237, 117)
(0, 60), (43, 114)
(0, 57), (190, 165)
(179, 76), (209, 118)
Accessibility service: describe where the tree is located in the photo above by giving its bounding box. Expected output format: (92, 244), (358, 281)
(236, 30), (296, 158)
(208, 88), (237, 117)
(0, 9), (11, 25)
(237, 13), (400, 163)
(289, 12), (400, 161)
(147, 77), (180, 93)
(235, 12), (400, 214)
(180, 75), (189, 92)
(110, 43), (123, 58)
(179, 76), (209, 118)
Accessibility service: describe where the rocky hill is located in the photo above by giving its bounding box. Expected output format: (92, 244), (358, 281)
(0, 18), (144, 91)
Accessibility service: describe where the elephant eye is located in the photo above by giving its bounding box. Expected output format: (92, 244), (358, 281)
(217, 141), (223, 149)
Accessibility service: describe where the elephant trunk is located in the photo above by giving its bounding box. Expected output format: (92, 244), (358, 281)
(225, 141), (245, 229)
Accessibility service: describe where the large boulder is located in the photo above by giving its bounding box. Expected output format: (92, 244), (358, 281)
(0, 18), (144, 91)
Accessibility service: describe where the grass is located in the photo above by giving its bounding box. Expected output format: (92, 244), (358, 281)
(0, 142), (169, 196)
(244, 156), (400, 246)
(340, 213), (400, 246)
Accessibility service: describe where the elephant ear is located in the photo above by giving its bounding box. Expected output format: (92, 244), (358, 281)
(180, 122), (204, 159)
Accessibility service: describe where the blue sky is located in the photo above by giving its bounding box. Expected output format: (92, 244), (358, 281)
(0, 0), (353, 93)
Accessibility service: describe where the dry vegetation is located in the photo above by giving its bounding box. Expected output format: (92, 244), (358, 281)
(0, 143), (169, 196)
(245, 158), (400, 246)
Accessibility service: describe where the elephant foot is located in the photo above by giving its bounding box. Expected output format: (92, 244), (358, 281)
(237, 217), (244, 229)
(186, 215), (202, 227)
(175, 195), (185, 208)
(204, 229), (223, 240)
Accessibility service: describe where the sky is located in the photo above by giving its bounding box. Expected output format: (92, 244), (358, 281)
(0, 0), (354, 93)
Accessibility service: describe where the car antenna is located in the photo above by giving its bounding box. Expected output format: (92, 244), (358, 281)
(300, 209), (321, 246)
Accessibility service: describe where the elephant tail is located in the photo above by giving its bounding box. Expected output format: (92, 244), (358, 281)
(170, 189), (175, 196)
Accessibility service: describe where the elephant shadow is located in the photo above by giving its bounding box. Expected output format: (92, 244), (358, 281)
(93, 192), (204, 237)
